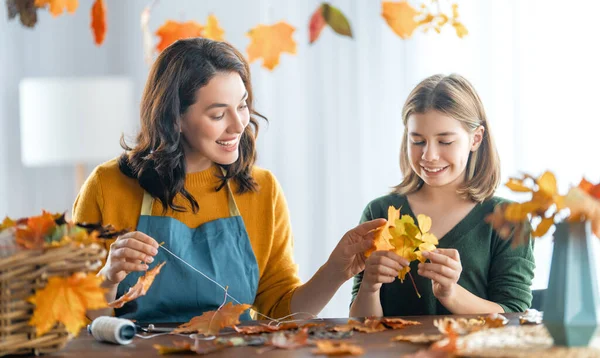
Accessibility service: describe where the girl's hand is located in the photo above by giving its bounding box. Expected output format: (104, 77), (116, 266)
(99, 231), (159, 286)
(418, 249), (462, 300)
(361, 251), (410, 293)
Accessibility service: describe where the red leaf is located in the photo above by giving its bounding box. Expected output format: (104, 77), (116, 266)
(309, 4), (326, 44)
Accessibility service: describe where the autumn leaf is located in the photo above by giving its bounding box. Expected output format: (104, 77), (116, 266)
(381, 317), (421, 329)
(332, 319), (386, 333)
(204, 14), (225, 41)
(365, 206), (398, 257)
(246, 21), (296, 70)
(308, 4), (327, 44)
(15, 211), (56, 249)
(153, 340), (224, 355)
(173, 302), (252, 335)
(392, 333), (443, 343)
(28, 272), (107, 336)
(90, 0), (106, 46)
(579, 178), (600, 200)
(268, 328), (309, 349)
(35, 0), (78, 17)
(0, 216), (16, 231)
(564, 187), (600, 238)
(506, 178), (533, 192)
(155, 20), (203, 52)
(382, 1), (420, 39)
(481, 313), (509, 328)
(313, 340), (364, 356)
(7, 0), (39, 27)
(108, 261), (166, 308)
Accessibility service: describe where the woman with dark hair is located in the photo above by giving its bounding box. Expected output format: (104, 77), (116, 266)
(73, 38), (383, 323)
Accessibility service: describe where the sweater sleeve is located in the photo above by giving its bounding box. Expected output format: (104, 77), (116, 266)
(72, 166), (104, 225)
(487, 231), (535, 313)
(350, 204), (374, 309)
(252, 174), (301, 319)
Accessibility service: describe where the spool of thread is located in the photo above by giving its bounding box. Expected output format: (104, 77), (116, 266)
(87, 316), (136, 345)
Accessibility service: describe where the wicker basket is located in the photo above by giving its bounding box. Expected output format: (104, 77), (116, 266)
(0, 243), (106, 356)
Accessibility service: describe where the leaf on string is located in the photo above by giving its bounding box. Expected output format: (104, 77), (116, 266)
(7, 0), (38, 28)
(381, 1), (420, 39)
(35, 0), (78, 17)
(27, 272), (107, 336)
(90, 0), (106, 46)
(204, 14), (225, 41)
(312, 340), (364, 356)
(381, 317), (421, 329)
(246, 21), (296, 71)
(155, 20), (204, 52)
(108, 261), (166, 308)
(15, 211), (56, 249)
(173, 302), (252, 335)
(308, 4), (326, 44)
(141, 1), (157, 65)
(391, 333), (443, 343)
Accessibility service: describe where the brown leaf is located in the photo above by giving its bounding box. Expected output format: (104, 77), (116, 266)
(269, 327), (309, 349)
(381, 317), (421, 329)
(312, 340), (364, 356)
(391, 333), (443, 343)
(108, 262), (166, 308)
(173, 302), (252, 335)
(7, 0), (38, 27)
(90, 0), (106, 46)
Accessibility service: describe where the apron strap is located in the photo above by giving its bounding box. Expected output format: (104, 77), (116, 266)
(139, 167), (241, 217)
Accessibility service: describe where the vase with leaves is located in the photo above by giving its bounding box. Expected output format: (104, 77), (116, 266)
(486, 173), (600, 347)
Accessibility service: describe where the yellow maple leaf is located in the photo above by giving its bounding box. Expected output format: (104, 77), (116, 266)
(173, 302), (252, 335)
(155, 20), (204, 52)
(246, 21), (297, 71)
(28, 272), (107, 336)
(204, 14), (225, 41)
(381, 1), (420, 39)
(35, 0), (78, 17)
(0, 216), (15, 231)
(365, 206), (398, 257)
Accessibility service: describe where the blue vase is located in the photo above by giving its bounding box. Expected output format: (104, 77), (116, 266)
(542, 221), (600, 346)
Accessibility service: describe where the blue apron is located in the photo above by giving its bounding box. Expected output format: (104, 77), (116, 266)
(115, 177), (259, 323)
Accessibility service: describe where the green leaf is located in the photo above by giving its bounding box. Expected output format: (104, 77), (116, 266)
(322, 3), (353, 38)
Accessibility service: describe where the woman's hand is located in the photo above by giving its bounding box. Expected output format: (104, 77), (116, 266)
(361, 251), (410, 293)
(99, 231), (159, 286)
(418, 249), (462, 300)
(326, 219), (386, 282)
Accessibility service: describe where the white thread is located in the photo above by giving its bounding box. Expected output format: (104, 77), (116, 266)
(158, 245), (316, 324)
(88, 316), (136, 345)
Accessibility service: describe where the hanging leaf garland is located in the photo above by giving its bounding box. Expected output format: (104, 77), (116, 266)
(6, 0), (38, 28)
(204, 14), (225, 41)
(309, 3), (353, 44)
(381, 1), (420, 39)
(155, 20), (204, 52)
(34, 0), (78, 17)
(90, 0), (106, 46)
(246, 21), (297, 71)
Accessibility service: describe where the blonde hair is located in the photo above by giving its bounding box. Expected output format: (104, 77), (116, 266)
(393, 74), (500, 202)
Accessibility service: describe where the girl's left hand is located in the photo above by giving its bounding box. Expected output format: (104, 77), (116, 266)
(418, 249), (462, 300)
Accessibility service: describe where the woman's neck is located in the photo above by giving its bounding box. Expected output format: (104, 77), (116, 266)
(184, 155), (213, 174)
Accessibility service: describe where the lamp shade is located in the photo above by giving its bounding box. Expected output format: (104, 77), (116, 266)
(19, 77), (134, 166)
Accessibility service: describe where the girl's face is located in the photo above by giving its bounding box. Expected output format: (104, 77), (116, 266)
(406, 110), (484, 189)
(180, 72), (250, 171)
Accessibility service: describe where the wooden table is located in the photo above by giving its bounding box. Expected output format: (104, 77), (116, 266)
(43, 313), (525, 357)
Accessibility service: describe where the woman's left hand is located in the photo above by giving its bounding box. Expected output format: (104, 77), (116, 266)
(326, 218), (386, 281)
(418, 249), (462, 300)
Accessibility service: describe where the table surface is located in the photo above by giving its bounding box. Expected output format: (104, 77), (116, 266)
(39, 313), (528, 358)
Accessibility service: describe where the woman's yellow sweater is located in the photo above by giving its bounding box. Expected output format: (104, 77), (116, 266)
(72, 159), (301, 318)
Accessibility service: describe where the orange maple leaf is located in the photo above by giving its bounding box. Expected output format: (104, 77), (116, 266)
(173, 302), (251, 335)
(108, 261), (166, 308)
(204, 14), (225, 41)
(382, 1), (420, 39)
(246, 21), (297, 70)
(90, 0), (106, 46)
(15, 211), (56, 249)
(579, 178), (600, 200)
(365, 206), (398, 257)
(312, 340), (364, 356)
(381, 317), (421, 329)
(35, 0), (78, 17)
(27, 272), (107, 336)
(156, 20), (204, 52)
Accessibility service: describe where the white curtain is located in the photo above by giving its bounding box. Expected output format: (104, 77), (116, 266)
(1, 0), (599, 318)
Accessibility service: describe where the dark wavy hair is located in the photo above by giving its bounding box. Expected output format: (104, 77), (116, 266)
(118, 38), (265, 213)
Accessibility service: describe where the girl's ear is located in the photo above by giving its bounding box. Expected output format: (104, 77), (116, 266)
(471, 125), (485, 151)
